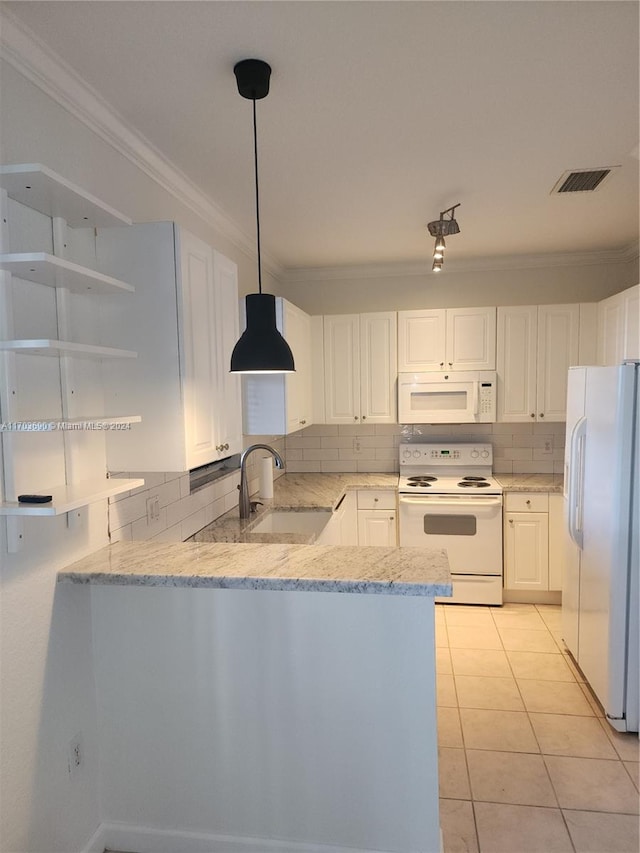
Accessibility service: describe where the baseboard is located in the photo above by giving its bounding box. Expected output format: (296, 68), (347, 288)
(502, 589), (562, 605)
(81, 821), (408, 853)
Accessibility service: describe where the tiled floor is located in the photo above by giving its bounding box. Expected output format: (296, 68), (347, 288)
(436, 603), (640, 852)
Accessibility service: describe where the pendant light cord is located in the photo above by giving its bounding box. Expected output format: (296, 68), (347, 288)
(252, 98), (263, 295)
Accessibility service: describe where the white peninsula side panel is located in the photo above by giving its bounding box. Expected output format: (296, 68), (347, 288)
(90, 586), (440, 853)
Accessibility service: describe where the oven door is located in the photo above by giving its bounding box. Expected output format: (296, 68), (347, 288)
(398, 494), (503, 576)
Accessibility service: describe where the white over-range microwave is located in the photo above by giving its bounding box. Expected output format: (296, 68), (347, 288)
(398, 370), (497, 424)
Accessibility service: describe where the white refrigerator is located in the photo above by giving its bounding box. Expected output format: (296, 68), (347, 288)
(563, 362), (639, 733)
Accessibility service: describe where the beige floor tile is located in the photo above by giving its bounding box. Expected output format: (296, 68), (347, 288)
(444, 606), (494, 627)
(492, 609), (548, 630)
(517, 679), (594, 716)
(563, 809), (640, 853)
(455, 674), (524, 711)
(450, 647), (512, 677)
(437, 673), (458, 707)
(603, 725), (640, 761)
(474, 802), (573, 852)
(459, 708), (539, 753)
(494, 603), (537, 611)
(498, 627), (559, 653)
(438, 706), (464, 748)
(439, 799), (479, 853)
(439, 747), (471, 799)
(436, 646), (453, 675)
(447, 624), (503, 650)
(529, 713), (618, 759)
(507, 650), (576, 682)
(436, 621), (449, 648)
(467, 749), (557, 807)
(544, 755), (640, 813)
(535, 606), (563, 632)
(624, 761), (639, 791)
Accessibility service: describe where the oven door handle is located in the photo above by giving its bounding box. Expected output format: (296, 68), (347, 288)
(399, 496), (503, 509)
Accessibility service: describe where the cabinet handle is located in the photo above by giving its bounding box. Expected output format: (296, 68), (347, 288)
(440, 362), (444, 367)
(526, 499), (531, 506)
(300, 420), (306, 425)
(389, 516), (394, 521)
(448, 362), (453, 367)
(354, 416), (359, 421)
(374, 497), (379, 502)
(539, 413), (544, 418)
(224, 443), (229, 450)
(509, 518), (514, 524)
(530, 413), (535, 418)
(216, 444), (224, 452)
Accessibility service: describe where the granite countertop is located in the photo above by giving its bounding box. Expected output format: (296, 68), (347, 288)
(495, 474), (564, 493)
(192, 472), (399, 545)
(58, 540), (451, 597)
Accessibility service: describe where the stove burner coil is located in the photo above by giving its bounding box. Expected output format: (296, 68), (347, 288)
(461, 476), (487, 482)
(458, 481), (491, 488)
(407, 476), (437, 482)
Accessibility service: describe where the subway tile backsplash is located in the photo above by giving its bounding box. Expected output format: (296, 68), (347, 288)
(108, 435), (286, 544)
(284, 422), (566, 475)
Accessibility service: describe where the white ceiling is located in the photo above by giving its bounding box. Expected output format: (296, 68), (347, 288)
(4, 1), (639, 271)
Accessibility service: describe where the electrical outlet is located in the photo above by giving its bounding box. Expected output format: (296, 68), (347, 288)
(146, 495), (160, 523)
(67, 733), (83, 778)
(542, 438), (553, 455)
(353, 437), (362, 453)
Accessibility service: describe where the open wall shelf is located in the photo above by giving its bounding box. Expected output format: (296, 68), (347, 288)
(0, 477), (145, 516)
(0, 340), (138, 359)
(0, 163), (132, 227)
(0, 253), (134, 294)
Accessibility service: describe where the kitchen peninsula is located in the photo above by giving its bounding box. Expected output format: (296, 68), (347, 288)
(58, 524), (450, 853)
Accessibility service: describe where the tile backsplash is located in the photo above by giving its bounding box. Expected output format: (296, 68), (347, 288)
(108, 435), (285, 543)
(284, 422), (566, 475)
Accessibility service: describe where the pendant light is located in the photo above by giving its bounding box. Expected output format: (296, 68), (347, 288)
(230, 59), (295, 374)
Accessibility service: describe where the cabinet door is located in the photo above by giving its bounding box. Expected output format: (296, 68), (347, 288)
(323, 314), (361, 424)
(397, 309), (446, 371)
(212, 251), (242, 458)
(497, 306), (538, 422)
(548, 494), (565, 592)
(360, 312), (397, 424)
(623, 285), (640, 361)
(446, 307), (497, 371)
(504, 512), (549, 591)
(338, 491), (359, 545)
(179, 230), (219, 470)
(284, 301), (312, 432)
(597, 292), (624, 366)
(536, 305), (579, 421)
(357, 510), (398, 546)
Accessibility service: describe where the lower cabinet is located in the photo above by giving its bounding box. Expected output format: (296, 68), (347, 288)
(315, 489), (398, 546)
(503, 492), (564, 593)
(357, 489), (398, 546)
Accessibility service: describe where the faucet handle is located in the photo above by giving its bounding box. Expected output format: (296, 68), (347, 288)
(250, 501), (263, 513)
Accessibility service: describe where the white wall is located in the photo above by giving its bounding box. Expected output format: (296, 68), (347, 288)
(278, 258), (639, 316)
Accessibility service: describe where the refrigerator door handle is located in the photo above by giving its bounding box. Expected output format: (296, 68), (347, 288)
(568, 416), (587, 548)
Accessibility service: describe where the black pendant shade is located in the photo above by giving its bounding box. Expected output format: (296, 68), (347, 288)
(230, 294), (294, 373)
(229, 58), (295, 374)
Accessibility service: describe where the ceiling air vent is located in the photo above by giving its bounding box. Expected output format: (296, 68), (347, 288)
(551, 167), (618, 194)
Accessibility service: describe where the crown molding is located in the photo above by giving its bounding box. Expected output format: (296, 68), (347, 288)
(0, 9), (284, 279)
(282, 242), (640, 283)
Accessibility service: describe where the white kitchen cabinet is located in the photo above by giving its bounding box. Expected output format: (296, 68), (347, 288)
(356, 490), (398, 546)
(98, 222), (242, 472)
(398, 306), (496, 372)
(314, 491), (358, 545)
(497, 304), (594, 422)
(504, 491), (566, 593)
(243, 298), (312, 435)
(321, 312), (397, 424)
(597, 284), (640, 365)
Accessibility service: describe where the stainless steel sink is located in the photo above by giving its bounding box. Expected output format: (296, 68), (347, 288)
(250, 510), (330, 535)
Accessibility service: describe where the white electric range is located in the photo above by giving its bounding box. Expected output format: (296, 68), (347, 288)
(398, 443), (503, 605)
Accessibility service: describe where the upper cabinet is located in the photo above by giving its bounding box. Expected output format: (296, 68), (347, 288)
(497, 304), (595, 422)
(97, 222), (242, 472)
(597, 284), (640, 366)
(319, 312), (397, 424)
(398, 307), (496, 372)
(242, 298), (313, 435)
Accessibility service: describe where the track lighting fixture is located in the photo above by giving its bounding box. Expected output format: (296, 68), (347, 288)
(427, 204), (461, 272)
(230, 59), (295, 374)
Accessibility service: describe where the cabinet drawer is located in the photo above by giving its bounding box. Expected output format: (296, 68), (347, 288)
(505, 492), (548, 512)
(357, 489), (397, 510)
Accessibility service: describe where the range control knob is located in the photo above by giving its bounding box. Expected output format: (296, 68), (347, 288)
(413, 450), (421, 458)
(402, 450), (412, 459)
(470, 450), (479, 459)
(481, 450), (490, 459)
